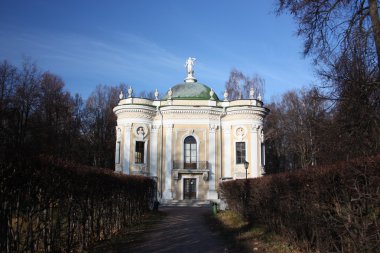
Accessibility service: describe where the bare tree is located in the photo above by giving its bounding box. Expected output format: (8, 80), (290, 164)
(13, 58), (42, 155)
(264, 87), (330, 172)
(277, 0), (380, 74)
(83, 84), (119, 168)
(36, 72), (76, 156)
(320, 32), (380, 159)
(224, 69), (265, 100)
(0, 60), (17, 160)
(138, 90), (156, 99)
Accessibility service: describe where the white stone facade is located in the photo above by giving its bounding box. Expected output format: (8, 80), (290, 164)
(113, 80), (268, 201)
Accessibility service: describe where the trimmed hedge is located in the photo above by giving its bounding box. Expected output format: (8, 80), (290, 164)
(220, 155), (380, 252)
(0, 157), (156, 252)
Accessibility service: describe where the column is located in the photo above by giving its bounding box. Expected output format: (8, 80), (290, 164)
(163, 124), (173, 200)
(207, 124), (218, 199)
(260, 127), (265, 174)
(123, 124), (132, 174)
(149, 124), (159, 177)
(223, 126), (232, 178)
(251, 124), (259, 178)
(115, 126), (122, 172)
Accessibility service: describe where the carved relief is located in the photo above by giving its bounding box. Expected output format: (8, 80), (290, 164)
(203, 171), (209, 181)
(234, 126), (247, 141)
(133, 124), (148, 139)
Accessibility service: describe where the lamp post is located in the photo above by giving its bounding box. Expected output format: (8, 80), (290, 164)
(244, 160), (249, 180)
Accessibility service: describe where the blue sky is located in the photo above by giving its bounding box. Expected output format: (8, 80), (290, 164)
(0, 0), (316, 100)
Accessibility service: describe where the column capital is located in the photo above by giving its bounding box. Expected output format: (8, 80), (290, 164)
(222, 125), (231, 134)
(151, 124), (161, 133)
(164, 123), (174, 129)
(209, 124), (218, 133)
(251, 124), (262, 133)
(125, 123), (132, 131)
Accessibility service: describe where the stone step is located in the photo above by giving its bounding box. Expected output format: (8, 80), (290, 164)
(160, 199), (211, 207)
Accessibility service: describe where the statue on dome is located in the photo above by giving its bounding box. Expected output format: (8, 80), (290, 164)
(185, 57), (196, 76)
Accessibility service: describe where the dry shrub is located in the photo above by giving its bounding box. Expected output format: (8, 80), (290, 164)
(0, 156), (156, 252)
(220, 155), (380, 252)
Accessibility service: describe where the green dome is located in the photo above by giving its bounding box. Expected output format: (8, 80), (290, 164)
(163, 82), (219, 100)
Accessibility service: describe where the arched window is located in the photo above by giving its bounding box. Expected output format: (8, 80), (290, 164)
(184, 136), (197, 169)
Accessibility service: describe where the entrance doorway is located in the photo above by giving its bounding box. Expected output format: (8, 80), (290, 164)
(183, 178), (196, 200)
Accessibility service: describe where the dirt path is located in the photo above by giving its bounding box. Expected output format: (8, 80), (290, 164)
(122, 206), (230, 253)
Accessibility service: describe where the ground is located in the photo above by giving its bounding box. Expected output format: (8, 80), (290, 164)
(91, 206), (304, 253)
(92, 206), (231, 253)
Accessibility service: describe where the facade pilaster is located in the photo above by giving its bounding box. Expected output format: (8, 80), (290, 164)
(251, 124), (260, 177)
(222, 125), (232, 178)
(149, 124), (160, 177)
(207, 124), (218, 199)
(163, 123), (173, 199)
(123, 124), (132, 174)
(115, 126), (122, 172)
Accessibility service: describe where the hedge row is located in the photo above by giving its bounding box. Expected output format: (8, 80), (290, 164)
(0, 156), (156, 252)
(220, 155), (380, 252)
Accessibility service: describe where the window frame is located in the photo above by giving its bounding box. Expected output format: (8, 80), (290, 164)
(135, 141), (145, 164)
(235, 141), (246, 164)
(184, 136), (197, 169)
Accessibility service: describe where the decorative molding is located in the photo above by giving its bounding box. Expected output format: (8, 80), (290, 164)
(162, 110), (221, 115)
(117, 110), (155, 119)
(164, 114), (221, 121)
(115, 107), (156, 117)
(226, 108), (267, 117)
(224, 114), (264, 121)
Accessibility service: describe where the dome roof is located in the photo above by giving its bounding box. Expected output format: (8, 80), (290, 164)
(163, 82), (219, 100)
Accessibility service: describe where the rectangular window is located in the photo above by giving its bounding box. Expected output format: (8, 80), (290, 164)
(135, 141), (145, 164)
(236, 142), (246, 164)
(261, 143), (265, 166)
(115, 141), (120, 164)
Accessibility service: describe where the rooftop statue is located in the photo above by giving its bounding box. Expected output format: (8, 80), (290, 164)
(185, 57), (196, 76)
(184, 57), (197, 83)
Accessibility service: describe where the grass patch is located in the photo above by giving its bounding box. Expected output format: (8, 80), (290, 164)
(206, 210), (306, 253)
(89, 210), (166, 253)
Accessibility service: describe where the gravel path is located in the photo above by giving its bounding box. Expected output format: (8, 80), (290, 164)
(124, 206), (230, 253)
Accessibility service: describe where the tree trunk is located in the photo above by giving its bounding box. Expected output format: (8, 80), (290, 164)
(368, 0), (380, 79)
